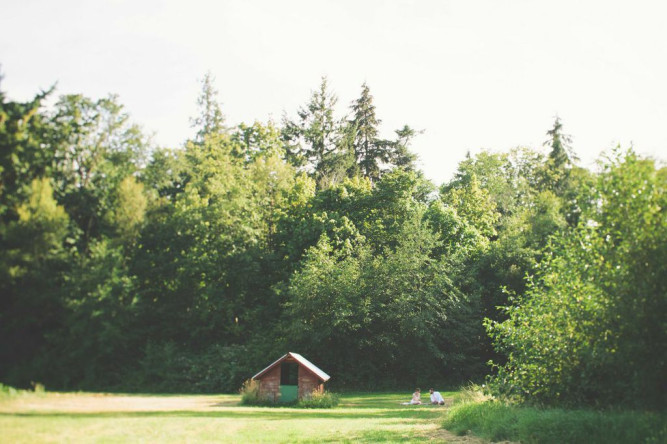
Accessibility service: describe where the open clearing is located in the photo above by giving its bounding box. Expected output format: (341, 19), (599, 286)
(0, 391), (487, 443)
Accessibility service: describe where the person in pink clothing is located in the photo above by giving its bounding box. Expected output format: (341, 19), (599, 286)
(410, 388), (422, 405)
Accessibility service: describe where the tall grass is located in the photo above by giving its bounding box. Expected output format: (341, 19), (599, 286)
(239, 379), (339, 408)
(0, 383), (20, 398)
(296, 391), (339, 408)
(444, 400), (666, 444)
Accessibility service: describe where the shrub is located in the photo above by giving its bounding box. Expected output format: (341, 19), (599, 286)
(0, 383), (19, 398)
(31, 382), (46, 394)
(0, 383), (46, 398)
(239, 379), (273, 406)
(297, 391), (339, 409)
(456, 383), (492, 404)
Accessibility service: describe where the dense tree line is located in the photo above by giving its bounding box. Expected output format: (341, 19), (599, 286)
(1, 72), (664, 409)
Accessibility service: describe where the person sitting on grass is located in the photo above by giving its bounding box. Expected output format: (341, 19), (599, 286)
(429, 388), (445, 405)
(410, 388), (422, 405)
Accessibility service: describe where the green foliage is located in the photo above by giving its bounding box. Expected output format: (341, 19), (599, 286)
(441, 174), (500, 239)
(40, 238), (137, 389)
(0, 81), (54, 221)
(48, 93), (148, 248)
(486, 149), (666, 409)
(108, 175), (147, 241)
(132, 343), (257, 393)
(233, 120), (285, 162)
(444, 401), (667, 444)
(0, 176), (70, 387)
(141, 147), (188, 200)
(283, 205), (484, 386)
(424, 200), (487, 258)
(2, 71), (664, 410)
(14, 178), (70, 258)
(522, 190), (567, 246)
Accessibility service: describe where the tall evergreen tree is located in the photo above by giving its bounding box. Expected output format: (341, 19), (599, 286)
(190, 72), (226, 142)
(286, 77), (339, 166)
(283, 77), (353, 187)
(542, 117), (593, 224)
(544, 116), (574, 169)
(0, 77), (54, 222)
(542, 116), (577, 195)
(392, 125), (419, 171)
(349, 82), (386, 183)
(348, 83), (418, 183)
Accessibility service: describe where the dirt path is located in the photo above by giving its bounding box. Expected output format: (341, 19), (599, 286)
(426, 427), (517, 443)
(426, 428), (488, 443)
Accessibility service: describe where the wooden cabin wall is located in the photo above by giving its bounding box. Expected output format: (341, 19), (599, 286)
(258, 365), (281, 402)
(298, 367), (324, 399)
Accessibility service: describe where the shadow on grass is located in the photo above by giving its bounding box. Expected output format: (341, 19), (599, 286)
(337, 392), (457, 409)
(298, 429), (425, 443)
(210, 400), (241, 407)
(1, 407), (445, 421)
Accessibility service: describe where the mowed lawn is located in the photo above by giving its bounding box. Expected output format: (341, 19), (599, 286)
(0, 391), (470, 443)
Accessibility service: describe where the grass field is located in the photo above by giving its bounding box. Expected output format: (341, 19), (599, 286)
(0, 390), (475, 443)
(444, 399), (667, 444)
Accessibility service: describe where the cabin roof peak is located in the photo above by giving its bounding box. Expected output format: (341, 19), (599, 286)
(252, 352), (330, 382)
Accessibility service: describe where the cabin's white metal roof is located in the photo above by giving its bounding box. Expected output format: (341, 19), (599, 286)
(252, 352), (330, 382)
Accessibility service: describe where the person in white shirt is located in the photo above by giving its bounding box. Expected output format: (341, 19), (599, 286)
(429, 388), (445, 405)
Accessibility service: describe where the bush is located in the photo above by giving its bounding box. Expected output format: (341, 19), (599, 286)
(456, 383), (492, 404)
(0, 383), (19, 398)
(239, 379), (265, 406)
(485, 151), (667, 409)
(297, 391), (339, 409)
(0, 383), (46, 398)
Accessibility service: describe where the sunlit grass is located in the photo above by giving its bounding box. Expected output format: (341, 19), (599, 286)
(443, 400), (667, 444)
(0, 391), (454, 443)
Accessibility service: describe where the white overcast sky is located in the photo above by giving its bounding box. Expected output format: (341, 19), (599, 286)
(1, 0), (666, 184)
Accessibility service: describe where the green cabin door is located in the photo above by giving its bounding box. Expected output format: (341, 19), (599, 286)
(279, 362), (299, 402)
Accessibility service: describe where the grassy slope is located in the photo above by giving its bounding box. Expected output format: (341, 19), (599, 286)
(443, 401), (667, 444)
(0, 391), (458, 443)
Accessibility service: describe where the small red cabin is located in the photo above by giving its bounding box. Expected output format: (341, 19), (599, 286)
(252, 352), (330, 402)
